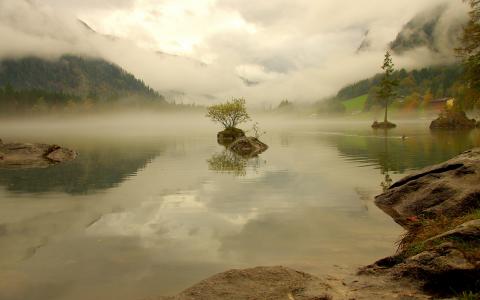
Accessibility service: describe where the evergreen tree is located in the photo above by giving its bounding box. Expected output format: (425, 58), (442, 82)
(376, 51), (398, 123)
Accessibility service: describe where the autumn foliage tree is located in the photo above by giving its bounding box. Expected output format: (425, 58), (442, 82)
(206, 98), (250, 129)
(457, 0), (480, 110)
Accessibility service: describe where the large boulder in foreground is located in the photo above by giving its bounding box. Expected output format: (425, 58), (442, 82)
(0, 142), (77, 169)
(157, 266), (339, 300)
(375, 148), (480, 227)
(228, 136), (268, 157)
(430, 110), (477, 130)
(361, 239), (480, 297)
(370, 149), (480, 297)
(217, 127), (245, 145)
(152, 265), (432, 300)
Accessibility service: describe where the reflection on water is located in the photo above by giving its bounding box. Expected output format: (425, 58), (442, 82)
(0, 138), (164, 194)
(207, 150), (266, 177)
(324, 127), (480, 172)
(0, 119), (478, 300)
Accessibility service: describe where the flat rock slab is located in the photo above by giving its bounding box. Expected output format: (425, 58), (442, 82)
(427, 219), (480, 242)
(155, 266), (340, 300)
(375, 148), (480, 227)
(148, 266), (433, 300)
(0, 142), (77, 169)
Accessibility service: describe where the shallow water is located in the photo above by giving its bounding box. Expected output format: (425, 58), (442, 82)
(0, 115), (478, 300)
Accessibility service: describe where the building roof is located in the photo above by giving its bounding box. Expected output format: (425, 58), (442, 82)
(430, 97), (453, 104)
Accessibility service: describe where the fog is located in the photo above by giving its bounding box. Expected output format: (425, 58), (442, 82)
(0, 0), (469, 106)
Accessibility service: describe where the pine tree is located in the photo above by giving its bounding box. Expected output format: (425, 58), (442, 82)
(376, 51), (398, 124)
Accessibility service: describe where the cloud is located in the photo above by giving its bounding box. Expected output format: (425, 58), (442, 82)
(0, 0), (469, 106)
(32, 0), (136, 12)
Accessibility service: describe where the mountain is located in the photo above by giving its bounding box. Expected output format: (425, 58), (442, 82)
(390, 4), (467, 55)
(332, 63), (472, 111)
(0, 55), (163, 101)
(356, 30), (372, 53)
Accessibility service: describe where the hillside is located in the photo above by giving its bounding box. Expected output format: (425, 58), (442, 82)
(390, 4), (467, 55)
(0, 55), (167, 114)
(333, 64), (474, 112)
(0, 55), (162, 101)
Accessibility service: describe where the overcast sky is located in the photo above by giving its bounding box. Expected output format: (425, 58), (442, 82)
(0, 0), (468, 105)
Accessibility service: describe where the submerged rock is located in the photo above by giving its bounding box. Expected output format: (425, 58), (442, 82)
(371, 121), (397, 129)
(0, 142), (77, 169)
(217, 127), (245, 145)
(430, 110), (477, 130)
(228, 136), (268, 157)
(375, 148), (480, 227)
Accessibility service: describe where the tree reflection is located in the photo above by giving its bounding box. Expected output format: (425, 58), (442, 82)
(381, 171), (393, 192)
(326, 128), (479, 174)
(207, 150), (265, 177)
(378, 129), (393, 192)
(0, 140), (164, 194)
(207, 150), (247, 176)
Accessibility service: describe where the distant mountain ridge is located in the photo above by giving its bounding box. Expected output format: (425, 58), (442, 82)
(355, 4), (468, 55)
(0, 55), (164, 102)
(390, 4), (467, 54)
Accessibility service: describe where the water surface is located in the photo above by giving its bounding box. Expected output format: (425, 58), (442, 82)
(0, 116), (478, 300)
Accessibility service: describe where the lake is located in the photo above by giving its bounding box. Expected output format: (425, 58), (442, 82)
(0, 114), (478, 300)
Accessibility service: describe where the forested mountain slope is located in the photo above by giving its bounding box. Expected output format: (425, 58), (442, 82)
(0, 55), (162, 101)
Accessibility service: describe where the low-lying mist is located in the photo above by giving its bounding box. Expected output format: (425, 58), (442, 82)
(0, 0), (469, 106)
(0, 109), (437, 143)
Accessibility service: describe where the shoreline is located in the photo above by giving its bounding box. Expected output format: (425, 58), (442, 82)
(152, 148), (480, 300)
(0, 140), (77, 169)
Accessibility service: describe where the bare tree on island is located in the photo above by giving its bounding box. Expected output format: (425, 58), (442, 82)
(206, 98), (250, 129)
(372, 51), (398, 129)
(206, 98), (269, 156)
(207, 98), (251, 143)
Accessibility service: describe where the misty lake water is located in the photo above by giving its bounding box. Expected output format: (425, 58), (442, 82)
(0, 115), (479, 300)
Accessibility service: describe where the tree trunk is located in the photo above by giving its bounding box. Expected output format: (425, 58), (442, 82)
(384, 100), (388, 123)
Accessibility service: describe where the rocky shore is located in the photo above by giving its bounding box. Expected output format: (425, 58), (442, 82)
(0, 140), (77, 169)
(150, 149), (480, 300)
(430, 110), (477, 130)
(365, 148), (480, 298)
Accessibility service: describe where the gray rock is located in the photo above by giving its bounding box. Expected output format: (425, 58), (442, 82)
(403, 244), (475, 274)
(430, 110), (477, 129)
(375, 148), (480, 227)
(427, 219), (480, 243)
(228, 136), (268, 157)
(155, 266), (339, 300)
(372, 121), (397, 129)
(0, 142), (77, 169)
(217, 127), (245, 145)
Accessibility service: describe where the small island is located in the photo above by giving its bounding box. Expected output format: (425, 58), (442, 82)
(206, 98), (268, 157)
(0, 140), (77, 169)
(371, 51), (398, 130)
(430, 109), (477, 130)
